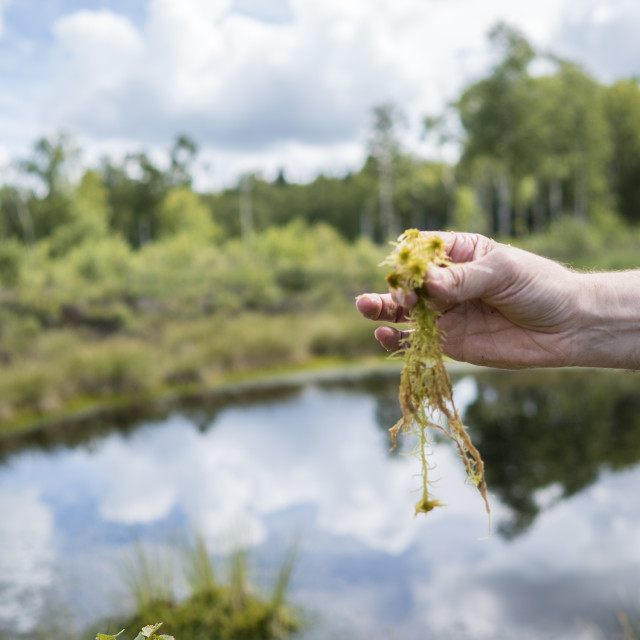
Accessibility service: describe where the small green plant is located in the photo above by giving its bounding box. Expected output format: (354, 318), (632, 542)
(105, 533), (300, 640)
(97, 622), (174, 640)
(383, 229), (490, 517)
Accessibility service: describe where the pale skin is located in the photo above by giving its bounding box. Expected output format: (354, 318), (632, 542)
(356, 231), (640, 370)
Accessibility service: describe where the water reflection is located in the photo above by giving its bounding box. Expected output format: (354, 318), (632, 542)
(93, 385), (428, 553)
(0, 368), (639, 639)
(464, 368), (640, 537)
(0, 383), (308, 465)
(0, 488), (54, 634)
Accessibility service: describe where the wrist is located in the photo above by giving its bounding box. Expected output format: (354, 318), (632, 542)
(573, 271), (640, 369)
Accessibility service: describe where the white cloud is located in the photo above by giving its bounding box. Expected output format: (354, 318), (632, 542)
(51, 10), (144, 131)
(0, 488), (54, 633)
(1, 0), (638, 187)
(92, 387), (434, 554)
(3, 374), (640, 637)
(230, 0), (293, 23)
(0, 0), (12, 39)
(409, 465), (640, 639)
(45, 0), (416, 184)
(553, 0), (640, 81)
(83, 377), (640, 638)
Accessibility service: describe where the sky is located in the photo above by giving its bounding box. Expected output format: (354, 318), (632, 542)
(1, 0), (640, 190)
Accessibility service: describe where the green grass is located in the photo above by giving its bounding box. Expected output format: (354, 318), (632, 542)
(95, 534), (300, 640)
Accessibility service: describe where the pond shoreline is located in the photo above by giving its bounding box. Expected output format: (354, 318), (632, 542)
(0, 357), (397, 441)
(0, 356), (485, 443)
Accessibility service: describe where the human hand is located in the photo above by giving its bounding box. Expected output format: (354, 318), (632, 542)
(357, 231), (591, 369)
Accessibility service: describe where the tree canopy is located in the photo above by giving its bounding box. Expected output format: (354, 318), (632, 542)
(2, 24), (640, 254)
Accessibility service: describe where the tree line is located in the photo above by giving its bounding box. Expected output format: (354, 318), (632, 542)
(2, 23), (640, 256)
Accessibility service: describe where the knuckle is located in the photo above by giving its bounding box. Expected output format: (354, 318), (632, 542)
(446, 266), (467, 299)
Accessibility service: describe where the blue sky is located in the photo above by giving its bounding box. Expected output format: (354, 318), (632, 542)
(2, 0), (640, 189)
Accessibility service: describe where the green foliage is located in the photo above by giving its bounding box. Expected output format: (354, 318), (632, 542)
(0, 185), (35, 243)
(18, 133), (78, 239)
(69, 236), (131, 285)
(604, 78), (640, 224)
(123, 543), (176, 614)
(183, 535), (218, 595)
(21, 133), (78, 198)
(514, 210), (640, 270)
(49, 170), (111, 256)
(307, 312), (378, 358)
(155, 187), (220, 241)
(65, 340), (161, 396)
(135, 623), (174, 640)
(450, 184), (486, 233)
(106, 535), (299, 640)
(457, 23), (537, 173)
(203, 157), (450, 244)
(102, 150), (172, 247)
(0, 362), (60, 419)
(0, 239), (24, 286)
(453, 24), (613, 235)
(27, 235), (133, 301)
(0, 218), (386, 430)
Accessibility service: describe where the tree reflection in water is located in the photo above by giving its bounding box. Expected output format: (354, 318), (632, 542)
(3, 366), (640, 543)
(464, 369), (640, 538)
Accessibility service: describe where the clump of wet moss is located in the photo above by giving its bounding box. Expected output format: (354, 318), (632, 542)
(382, 229), (490, 517)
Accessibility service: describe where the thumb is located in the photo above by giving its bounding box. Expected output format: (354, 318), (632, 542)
(425, 260), (501, 304)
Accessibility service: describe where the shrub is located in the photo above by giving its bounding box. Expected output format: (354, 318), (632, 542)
(307, 312), (380, 358)
(64, 340), (162, 397)
(0, 363), (61, 416)
(98, 535), (300, 640)
(0, 239), (24, 287)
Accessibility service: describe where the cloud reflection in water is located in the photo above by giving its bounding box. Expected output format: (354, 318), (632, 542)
(1, 375), (640, 638)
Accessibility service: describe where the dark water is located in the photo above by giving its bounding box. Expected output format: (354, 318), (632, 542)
(1, 368), (640, 639)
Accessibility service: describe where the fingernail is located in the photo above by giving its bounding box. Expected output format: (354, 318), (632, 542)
(356, 293), (381, 318)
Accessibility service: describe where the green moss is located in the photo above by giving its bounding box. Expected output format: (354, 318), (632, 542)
(383, 229), (490, 518)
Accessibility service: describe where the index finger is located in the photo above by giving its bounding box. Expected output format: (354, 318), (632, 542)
(356, 293), (410, 324)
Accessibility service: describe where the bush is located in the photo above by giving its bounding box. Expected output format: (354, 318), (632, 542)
(0, 219), (390, 428)
(69, 237), (132, 286)
(516, 211), (640, 270)
(307, 312), (380, 358)
(0, 363), (61, 416)
(97, 536), (299, 640)
(64, 340), (162, 396)
(0, 240), (24, 287)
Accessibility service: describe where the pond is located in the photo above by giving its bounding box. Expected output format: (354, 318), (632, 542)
(1, 366), (640, 639)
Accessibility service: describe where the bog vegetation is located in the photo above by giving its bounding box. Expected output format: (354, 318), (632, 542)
(2, 23), (640, 431)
